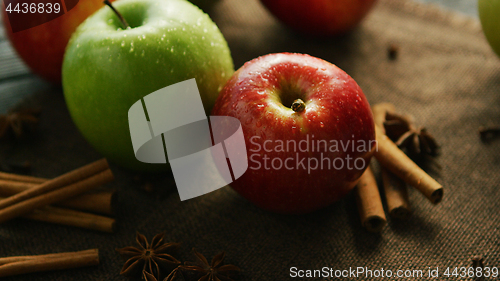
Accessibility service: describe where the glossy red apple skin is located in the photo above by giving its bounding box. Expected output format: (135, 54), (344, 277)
(212, 53), (375, 214)
(2, 0), (113, 83)
(260, 0), (377, 37)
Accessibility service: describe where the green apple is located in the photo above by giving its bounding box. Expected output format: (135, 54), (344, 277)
(478, 0), (500, 57)
(62, 0), (234, 171)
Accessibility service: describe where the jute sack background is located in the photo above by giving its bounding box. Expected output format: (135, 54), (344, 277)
(0, 0), (499, 280)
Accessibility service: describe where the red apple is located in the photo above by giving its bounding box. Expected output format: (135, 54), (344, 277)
(212, 53), (375, 214)
(260, 0), (377, 37)
(2, 0), (114, 83)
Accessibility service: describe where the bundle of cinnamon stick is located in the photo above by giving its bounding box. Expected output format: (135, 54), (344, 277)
(0, 158), (116, 232)
(355, 103), (443, 232)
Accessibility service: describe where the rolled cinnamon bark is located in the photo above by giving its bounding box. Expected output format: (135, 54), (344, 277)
(0, 180), (115, 215)
(372, 103), (396, 130)
(22, 206), (116, 233)
(0, 195), (115, 233)
(0, 169), (114, 224)
(372, 103), (412, 217)
(0, 159), (109, 210)
(374, 126), (443, 204)
(0, 249), (99, 278)
(381, 168), (410, 218)
(355, 166), (386, 232)
(0, 249), (96, 265)
(0, 172), (46, 184)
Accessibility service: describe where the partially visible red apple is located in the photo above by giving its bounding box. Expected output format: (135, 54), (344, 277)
(260, 0), (377, 37)
(212, 53), (375, 214)
(2, 0), (114, 83)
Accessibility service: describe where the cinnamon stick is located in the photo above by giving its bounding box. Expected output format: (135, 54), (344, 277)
(0, 195), (115, 232)
(374, 125), (443, 204)
(355, 166), (387, 232)
(22, 205), (116, 233)
(0, 169), (114, 224)
(372, 103), (411, 217)
(0, 171), (46, 184)
(0, 249), (99, 278)
(58, 191), (116, 215)
(0, 180), (116, 215)
(0, 249), (96, 265)
(372, 103), (396, 131)
(0, 159), (109, 210)
(381, 168), (410, 218)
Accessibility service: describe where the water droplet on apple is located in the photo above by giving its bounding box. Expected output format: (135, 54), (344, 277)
(257, 104), (265, 108)
(320, 122), (324, 128)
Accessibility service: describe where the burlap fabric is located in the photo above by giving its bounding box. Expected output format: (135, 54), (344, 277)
(0, 0), (499, 280)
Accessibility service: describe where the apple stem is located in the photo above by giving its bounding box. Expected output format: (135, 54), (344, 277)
(103, 0), (129, 29)
(291, 99), (306, 113)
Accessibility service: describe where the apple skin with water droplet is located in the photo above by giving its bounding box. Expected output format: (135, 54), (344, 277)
(62, 0), (234, 171)
(212, 53), (375, 214)
(478, 0), (500, 57)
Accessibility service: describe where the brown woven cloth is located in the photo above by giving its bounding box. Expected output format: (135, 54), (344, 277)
(1, 0), (499, 280)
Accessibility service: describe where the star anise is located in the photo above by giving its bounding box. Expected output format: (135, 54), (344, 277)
(181, 249), (240, 281)
(0, 108), (41, 139)
(116, 232), (181, 280)
(143, 267), (185, 281)
(383, 112), (439, 156)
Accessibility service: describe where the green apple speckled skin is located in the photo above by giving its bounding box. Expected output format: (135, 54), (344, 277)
(479, 0), (500, 57)
(62, 0), (233, 171)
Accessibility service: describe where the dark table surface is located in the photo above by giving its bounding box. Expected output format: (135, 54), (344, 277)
(1, 0), (500, 280)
